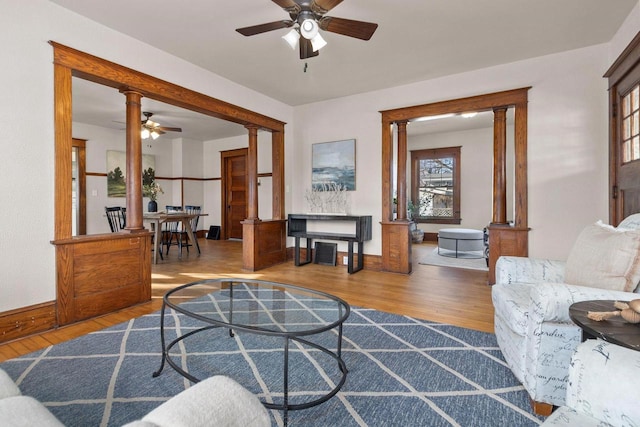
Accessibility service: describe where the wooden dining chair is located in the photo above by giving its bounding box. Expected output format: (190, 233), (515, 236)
(105, 206), (125, 232)
(163, 205), (183, 255)
(168, 205), (201, 255)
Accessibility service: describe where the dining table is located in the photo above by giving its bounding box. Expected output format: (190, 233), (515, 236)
(143, 211), (207, 264)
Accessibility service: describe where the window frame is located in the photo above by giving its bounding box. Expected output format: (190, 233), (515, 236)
(410, 146), (461, 224)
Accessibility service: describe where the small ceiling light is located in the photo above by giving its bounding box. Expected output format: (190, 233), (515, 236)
(461, 112), (478, 118)
(141, 128), (150, 139)
(300, 19), (319, 40)
(412, 113), (456, 122)
(150, 130), (160, 140)
(282, 28), (300, 49)
(310, 33), (327, 52)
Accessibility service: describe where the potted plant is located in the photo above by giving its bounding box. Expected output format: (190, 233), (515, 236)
(143, 181), (163, 212)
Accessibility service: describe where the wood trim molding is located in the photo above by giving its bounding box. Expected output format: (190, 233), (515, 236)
(50, 42), (286, 132)
(604, 31), (640, 87)
(0, 302), (57, 344)
(50, 41), (288, 332)
(85, 173), (270, 181)
(380, 87), (530, 276)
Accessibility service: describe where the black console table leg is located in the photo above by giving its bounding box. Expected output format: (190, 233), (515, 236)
(357, 241), (364, 271)
(347, 241), (354, 274)
(294, 237), (312, 267)
(347, 241), (364, 274)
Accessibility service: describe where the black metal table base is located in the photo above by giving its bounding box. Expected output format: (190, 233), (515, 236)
(437, 236), (484, 259)
(153, 301), (348, 425)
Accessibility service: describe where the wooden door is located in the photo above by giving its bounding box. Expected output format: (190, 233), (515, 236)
(222, 149), (248, 239)
(72, 138), (87, 235)
(606, 33), (640, 225)
(612, 83), (640, 223)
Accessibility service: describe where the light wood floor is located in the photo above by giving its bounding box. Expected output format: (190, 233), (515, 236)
(0, 240), (494, 363)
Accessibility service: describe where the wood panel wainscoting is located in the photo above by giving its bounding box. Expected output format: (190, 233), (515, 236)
(381, 221), (413, 274)
(242, 219), (288, 271)
(51, 233), (152, 326)
(47, 41), (287, 337)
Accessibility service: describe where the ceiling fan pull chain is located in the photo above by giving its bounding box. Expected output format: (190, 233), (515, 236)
(304, 62), (308, 73)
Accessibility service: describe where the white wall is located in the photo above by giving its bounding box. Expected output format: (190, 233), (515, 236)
(609, 1), (640, 63)
(0, 0), (293, 312)
(294, 43), (611, 260)
(0, 0), (637, 313)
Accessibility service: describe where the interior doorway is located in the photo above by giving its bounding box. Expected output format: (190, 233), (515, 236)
(221, 148), (248, 240)
(72, 138), (86, 236)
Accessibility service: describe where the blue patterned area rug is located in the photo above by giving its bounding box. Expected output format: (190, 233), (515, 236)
(0, 293), (541, 426)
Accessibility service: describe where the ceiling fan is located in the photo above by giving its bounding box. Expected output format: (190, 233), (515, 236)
(141, 112), (182, 140)
(236, 0), (378, 60)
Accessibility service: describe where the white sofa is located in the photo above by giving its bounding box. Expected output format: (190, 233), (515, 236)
(541, 339), (640, 426)
(0, 368), (271, 427)
(491, 214), (640, 411)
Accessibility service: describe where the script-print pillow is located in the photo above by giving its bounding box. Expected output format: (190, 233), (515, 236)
(564, 221), (640, 292)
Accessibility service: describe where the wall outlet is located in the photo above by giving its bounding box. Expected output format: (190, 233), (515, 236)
(343, 256), (348, 265)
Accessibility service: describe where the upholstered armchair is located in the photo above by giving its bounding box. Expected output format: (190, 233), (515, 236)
(491, 214), (640, 413)
(541, 339), (640, 426)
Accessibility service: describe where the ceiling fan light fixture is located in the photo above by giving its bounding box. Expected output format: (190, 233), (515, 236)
(150, 130), (160, 140)
(282, 28), (300, 49)
(141, 128), (150, 139)
(311, 33), (327, 52)
(299, 18), (319, 40)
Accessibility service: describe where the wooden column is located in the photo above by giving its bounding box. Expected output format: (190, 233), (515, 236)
(243, 127), (287, 271)
(381, 118), (412, 274)
(381, 121), (394, 222)
(272, 130), (285, 220)
(122, 90), (144, 231)
(396, 120), (409, 221)
(492, 107), (508, 225)
(53, 62), (73, 240)
(246, 125), (260, 222)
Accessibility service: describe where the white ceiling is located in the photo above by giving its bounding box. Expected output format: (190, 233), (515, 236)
(55, 0), (635, 140)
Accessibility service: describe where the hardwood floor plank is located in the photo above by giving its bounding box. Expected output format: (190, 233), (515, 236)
(0, 240), (494, 363)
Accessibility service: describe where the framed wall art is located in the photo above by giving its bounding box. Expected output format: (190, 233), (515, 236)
(311, 139), (356, 191)
(107, 150), (156, 197)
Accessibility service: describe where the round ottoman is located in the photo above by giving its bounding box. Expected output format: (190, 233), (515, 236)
(438, 228), (484, 258)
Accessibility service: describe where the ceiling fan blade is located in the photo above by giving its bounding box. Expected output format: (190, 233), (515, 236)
(299, 38), (319, 60)
(319, 16), (378, 40)
(272, 0), (300, 13)
(311, 0), (343, 14)
(236, 20), (294, 36)
(156, 126), (182, 132)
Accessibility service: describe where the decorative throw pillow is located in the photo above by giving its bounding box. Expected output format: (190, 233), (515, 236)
(564, 221), (640, 292)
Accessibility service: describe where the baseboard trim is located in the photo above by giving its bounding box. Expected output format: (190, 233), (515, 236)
(0, 301), (57, 344)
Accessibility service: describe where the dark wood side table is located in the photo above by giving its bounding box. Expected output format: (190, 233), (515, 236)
(569, 300), (640, 351)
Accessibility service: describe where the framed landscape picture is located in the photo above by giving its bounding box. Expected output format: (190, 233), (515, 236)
(107, 150), (156, 197)
(312, 139), (356, 191)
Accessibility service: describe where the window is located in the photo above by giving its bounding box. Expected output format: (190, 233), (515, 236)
(410, 146), (461, 224)
(622, 84), (640, 163)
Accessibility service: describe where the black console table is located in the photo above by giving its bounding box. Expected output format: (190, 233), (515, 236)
(287, 214), (372, 274)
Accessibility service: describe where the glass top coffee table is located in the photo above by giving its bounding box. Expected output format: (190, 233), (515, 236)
(152, 278), (350, 424)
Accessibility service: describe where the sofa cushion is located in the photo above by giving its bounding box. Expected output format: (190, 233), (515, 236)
(564, 221), (640, 292)
(0, 369), (21, 400)
(618, 213), (640, 230)
(0, 396), (65, 427)
(124, 375), (271, 427)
